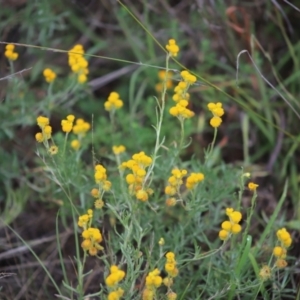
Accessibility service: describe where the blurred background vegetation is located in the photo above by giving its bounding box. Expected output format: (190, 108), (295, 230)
(0, 0), (300, 299)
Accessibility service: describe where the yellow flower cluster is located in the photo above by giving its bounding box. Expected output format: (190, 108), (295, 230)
(276, 228), (292, 247)
(91, 164), (111, 209)
(61, 114), (75, 133)
(68, 44), (89, 83)
(186, 172), (205, 189)
(90, 188), (104, 209)
(219, 208), (242, 240)
(107, 288), (124, 300)
(121, 152), (153, 202)
(180, 70), (197, 85)
(142, 269), (162, 300)
(105, 265), (126, 287)
(5, 44), (18, 61)
(71, 118), (91, 150)
(165, 169), (187, 196)
(207, 102), (225, 128)
(60, 115), (91, 150)
(78, 209), (93, 229)
(143, 252), (178, 300)
(35, 116), (59, 154)
(35, 116), (52, 143)
(165, 39), (180, 57)
(72, 118), (90, 136)
(94, 164), (112, 191)
(113, 145), (126, 155)
(104, 92), (123, 111)
(248, 182), (259, 191)
(78, 209), (103, 256)
(169, 71), (196, 120)
(43, 68), (56, 83)
(165, 169), (204, 206)
(273, 228), (292, 268)
(105, 265), (125, 300)
(165, 252), (179, 278)
(155, 70), (173, 93)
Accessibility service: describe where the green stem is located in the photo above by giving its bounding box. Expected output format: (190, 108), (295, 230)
(109, 110), (117, 145)
(179, 118), (185, 153)
(144, 54), (170, 184)
(62, 132), (69, 157)
(205, 127), (218, 164)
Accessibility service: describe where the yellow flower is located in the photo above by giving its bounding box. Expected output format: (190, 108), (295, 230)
(158, 237), (165, 245)
(219, 229), (229, 240)
(103, 180), (112, 191)
(186, 172), (205, 189)
(167, 292), (177, 300)
(276, 228), (292, 247)
(71, 139), (80, 150)
(166, 39), (180, 57)
(275, 259), (287, 269)
(105, 265), (126, 287)
(112, 145), (126, 155)
(166, 197), (177, 206)
(219, 208), (242, 240)
(273, 246), (286, 258)
(163, 277), (173, 287)
(221, 221), (232, 231)
(78, 213), (91, 229)
(181, 70), (197, 85)
(68, 44), (88, 83)
(43, 125), (52, 140)
(72, 119), (90, 136)
(37, 116), (49, 128)
(142, 288), (154, 300)
(90, 188), (99, 198)
(82, 227), (102, 243)
(43, 68), (56, 83)
(169, 103), (195, 119)
(210, 116), (222, 128)
(121, 152), (153, 201)
(231, 223), (242, 234)
(259, 265), (272, 281)
(94, 199), (104, 209)
(207, 102), (224, 128)
(5, 44), (18, 61)
(78, 73), (87, 83)
(48, 145), (58, 155)
(136, 189), (149, 202)
(108, 288), (124, 300)
(230, 211), (242, 223)
(35, 132), (44, 143)
(165, 252), (178, 277)
(61, 115), (75, 133)
(79, 213), (103, 255)
(104, 92), (123, 111)
(145, 269), (163, 289)
(248, 182), (259, 191)
(155, 70), (173, 92)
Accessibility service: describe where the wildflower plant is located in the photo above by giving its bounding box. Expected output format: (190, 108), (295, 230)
(29, 37), (296, 299)
(3, 12), (296, 298)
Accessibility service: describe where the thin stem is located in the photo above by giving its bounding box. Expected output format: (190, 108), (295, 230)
(178, 118), (185, 154)
(205, 128), (218, 164)
(144, 54), (170, 184)
(62, 133), (69, 157)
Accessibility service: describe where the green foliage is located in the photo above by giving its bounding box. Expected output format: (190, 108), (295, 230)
(0, 1), (299, 299)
